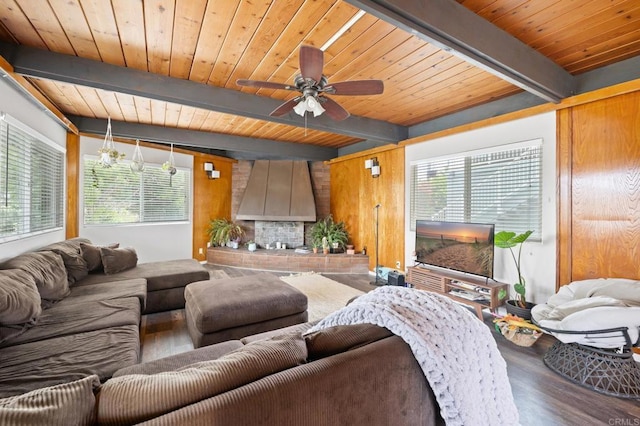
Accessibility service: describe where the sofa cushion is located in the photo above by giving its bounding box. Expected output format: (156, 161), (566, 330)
(0, 374), (99, 426)
(38, 238), (91, 285)
(73, 259), (209, 292)
(304, 324), (393, 361)
(80, 242), (118, 273)
(65, 278), (147, 309)
(0, 324), (140, 398)
(0, 269), (42, 344)
(97, 334), (307, 425)
(113, 340), (245, 377)
(100, 246), (137, 275)
(1, 251), (69, 306)
(0, 297), (141, 348)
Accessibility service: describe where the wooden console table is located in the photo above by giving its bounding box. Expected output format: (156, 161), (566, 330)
(407, 266), (508, 320)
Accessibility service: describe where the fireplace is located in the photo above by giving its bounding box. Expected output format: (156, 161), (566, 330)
(254, 221), (305, 249)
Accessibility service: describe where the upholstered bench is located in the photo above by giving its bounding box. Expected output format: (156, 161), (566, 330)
(184, 272), (309, 348)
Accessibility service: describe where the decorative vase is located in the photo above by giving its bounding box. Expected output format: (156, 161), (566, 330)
(505, 300), (536, 321)
(323, 247), (329, 254)
(313, 247), (318, 254)
(248, 242), (257, 252)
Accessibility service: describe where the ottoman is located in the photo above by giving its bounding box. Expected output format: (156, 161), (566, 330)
(185, 272), (309, 348)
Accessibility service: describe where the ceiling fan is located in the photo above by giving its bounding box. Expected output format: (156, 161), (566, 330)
(236, 45), (384, 121)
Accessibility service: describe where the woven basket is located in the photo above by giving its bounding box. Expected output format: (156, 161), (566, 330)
(498, 323), (542, 347)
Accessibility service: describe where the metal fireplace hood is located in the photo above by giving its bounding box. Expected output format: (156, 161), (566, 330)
(236, 160), (317, 222)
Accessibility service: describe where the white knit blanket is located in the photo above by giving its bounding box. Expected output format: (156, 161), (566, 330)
(306, 286), (520, 426)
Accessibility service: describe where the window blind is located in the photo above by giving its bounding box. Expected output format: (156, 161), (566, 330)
(410, 141), (542, 240)
(83, 157), (190, 225)
(0, 114), (65, 241)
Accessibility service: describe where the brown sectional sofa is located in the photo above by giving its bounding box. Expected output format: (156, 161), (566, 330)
(0, 323), (444, 425)
(0, 237), (210, 398)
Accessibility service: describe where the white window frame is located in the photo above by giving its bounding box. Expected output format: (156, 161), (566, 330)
(410, 139), (543, 240)
(82, 155), (191, 226)
(0, 113), (65, 243)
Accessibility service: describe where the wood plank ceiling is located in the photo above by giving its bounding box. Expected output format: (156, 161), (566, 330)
(0, 0), (639, 158)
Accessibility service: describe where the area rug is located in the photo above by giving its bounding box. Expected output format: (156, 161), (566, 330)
(280, 273), (364, 322)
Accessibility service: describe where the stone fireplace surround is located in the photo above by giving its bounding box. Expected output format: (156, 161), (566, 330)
(254, 220), (304, 249)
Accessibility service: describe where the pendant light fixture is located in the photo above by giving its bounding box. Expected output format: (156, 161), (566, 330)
(98, 117), (125, 167)
(162, 143), (177, 186)
(130, 139), (145, 173)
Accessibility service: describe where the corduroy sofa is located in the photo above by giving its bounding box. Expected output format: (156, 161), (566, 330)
(0, 322), (444, 426)
(0, 237), (209, 398)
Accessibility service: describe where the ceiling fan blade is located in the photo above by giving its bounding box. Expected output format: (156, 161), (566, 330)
(322, 97), (350, 121)
(326, 80), (384, 95)
(236, 79), (295, 91)
(299, 45), (324, 83)
(270, 98), (299, 117)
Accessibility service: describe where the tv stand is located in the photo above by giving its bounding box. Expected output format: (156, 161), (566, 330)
(407, 267), (508, 320)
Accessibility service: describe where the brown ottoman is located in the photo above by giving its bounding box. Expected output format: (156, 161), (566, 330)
(185, 272), (308, 348)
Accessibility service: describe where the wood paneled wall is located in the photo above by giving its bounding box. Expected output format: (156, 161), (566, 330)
(192, 154), (235, 261)
(330, 146), (405, 272)
(557, 90), (640, 285)
(65, 132), (80, 238)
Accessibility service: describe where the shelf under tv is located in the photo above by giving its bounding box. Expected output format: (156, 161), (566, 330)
(407, 266), (508, 320)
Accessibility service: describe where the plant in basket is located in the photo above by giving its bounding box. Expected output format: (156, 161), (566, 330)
(493, 313), (542, 347)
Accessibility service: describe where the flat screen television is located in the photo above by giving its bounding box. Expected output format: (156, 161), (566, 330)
(415, 220), (495, 279)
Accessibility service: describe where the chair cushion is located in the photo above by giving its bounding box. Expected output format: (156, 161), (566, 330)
(532, 278), (640, 348)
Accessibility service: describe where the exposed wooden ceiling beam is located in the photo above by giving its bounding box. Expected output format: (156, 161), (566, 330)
(0, 42), (407, 144)
(345, 0), (577, 103)
(69, 116), (337, 161)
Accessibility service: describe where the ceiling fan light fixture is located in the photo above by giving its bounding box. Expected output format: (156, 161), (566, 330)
(293, 96), (326, 118)
(293, 100), (307, 117)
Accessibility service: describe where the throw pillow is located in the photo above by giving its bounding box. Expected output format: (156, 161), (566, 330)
(0, 374), (99, 426)
(0, 269), (42, 344)
(38, 238), (91, 285)
(97, 334), (307, 425)
(1, 251), (69, 306)
(80, 242), (119, 273)
(100, 246), (138, 275)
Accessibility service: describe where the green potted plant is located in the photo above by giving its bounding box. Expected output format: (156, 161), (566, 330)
(207, 218), (245, 248)
(495, 230), (534, 319)
(308, 215), (350, 253)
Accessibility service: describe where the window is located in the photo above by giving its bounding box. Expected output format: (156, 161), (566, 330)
(0, 113), (64, 242)
(410, 140), (542, 240)
(83, 157), (190, 225)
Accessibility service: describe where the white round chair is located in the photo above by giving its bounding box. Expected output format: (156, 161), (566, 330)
(531, 278), (640, 399)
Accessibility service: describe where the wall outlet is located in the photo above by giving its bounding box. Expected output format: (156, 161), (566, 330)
(395, 260), (401, 269)
(198, 248), (204, 255)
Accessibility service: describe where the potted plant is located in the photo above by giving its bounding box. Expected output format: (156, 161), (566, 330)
(322, 237), (330, 254)
(308, 215), (350, 253)
(308, 216), (329, 250)
(246, 240), (257, 252)
(207, 218), (245, 247)
(495, 230), (534, 319)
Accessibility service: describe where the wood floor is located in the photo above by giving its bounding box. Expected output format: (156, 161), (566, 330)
(140, 266), (640, 426)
